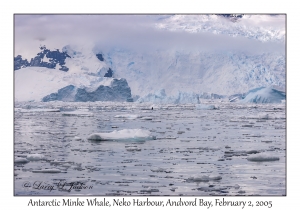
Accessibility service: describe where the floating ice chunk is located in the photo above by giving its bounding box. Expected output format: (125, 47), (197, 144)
(151, 168), (166, 172)
(62, 110), (93, 117)
(114, 114), (139, 119)
(50, 160), (74, 164)
(26, 154), (45, 161)
(164, 136), (177, 139)
(126, 147), (142, 152)
(20, 108), (60, 113)
(87, 129), (156, 141)
(32, 169), (61, 173)
(74, 136), (81, 141)
(195, 104), (217, 110)
(247, 156), (280, 162)
(140, 117), (153, 120)
(15, 158), (30, 163)
(187, 175), (222, 182)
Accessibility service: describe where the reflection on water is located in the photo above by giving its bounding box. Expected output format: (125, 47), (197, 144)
(14, 101), (286, 196)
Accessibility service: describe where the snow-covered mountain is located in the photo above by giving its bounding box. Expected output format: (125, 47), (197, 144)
(14, 14), (286, 103)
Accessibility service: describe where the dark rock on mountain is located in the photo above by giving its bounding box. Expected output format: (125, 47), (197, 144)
(96, 53), (104, 61)
(14, 55), (29, 70)
(217, 14), (244, 22)
(104, 68), (113, 77)
(14, 46), (71, 71)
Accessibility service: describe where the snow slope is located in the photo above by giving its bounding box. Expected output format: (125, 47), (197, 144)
(15, 67), (116, 102)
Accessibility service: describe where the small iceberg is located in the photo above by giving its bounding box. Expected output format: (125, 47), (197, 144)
(20, 109), (60, 113)
(15, 157), (30, 163)
(140, 117), (153, 120)
(114, 114), (139, 119)
(26, 154), (45, 161)
(87, 129), (156, 141)
(247, 155), (280, 162)
(187, 175), (222, 182)
(195, 104), (217, 110)
(62, 110), (93, 117)
(32, 169), (61, 173)
(244, 114), (270, 120)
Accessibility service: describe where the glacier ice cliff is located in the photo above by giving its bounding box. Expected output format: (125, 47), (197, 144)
(136, 89), (200, 104)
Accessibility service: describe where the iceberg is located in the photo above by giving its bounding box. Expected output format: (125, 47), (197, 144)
(87, 129), (156, 141)
(62, 110), (94, 117)
(241, 87), (286, 103)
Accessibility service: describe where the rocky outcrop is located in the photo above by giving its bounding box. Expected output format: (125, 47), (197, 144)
(96, 53), (104, 61)
(14, 46), (70, 71)
(104, 68), (113, 77)
(14, 55), (29, 70)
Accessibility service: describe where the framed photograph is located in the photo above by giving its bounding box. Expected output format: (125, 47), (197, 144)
(14, 14), (286, 199)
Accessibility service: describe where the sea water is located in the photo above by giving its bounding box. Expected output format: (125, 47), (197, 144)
(14, 101), (286, 196)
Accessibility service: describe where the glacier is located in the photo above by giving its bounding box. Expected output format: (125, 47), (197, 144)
(136, 89), (200, 104)
(14, 15), (285, 103)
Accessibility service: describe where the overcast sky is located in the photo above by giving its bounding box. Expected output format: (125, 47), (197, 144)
(14, 14), (285, 59)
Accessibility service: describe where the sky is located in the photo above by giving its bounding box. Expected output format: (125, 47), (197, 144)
(14, 14), (285, 59)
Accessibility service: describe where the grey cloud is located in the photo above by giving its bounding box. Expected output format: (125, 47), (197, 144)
(14, 14), (285, 57)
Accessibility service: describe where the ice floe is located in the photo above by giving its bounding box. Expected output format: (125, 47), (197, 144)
(246, 155), (280, 162)
(62, 110), (94, 117)
(187, 175), (222, 182)
(195, 104), (217, 110)
(20, 108), (60, 113)
(140, 117), (153, 120)
(15, 157), (30, 163)
(26, 154), (45, 161)
(87, 129), (156, 141)
(114, 114), (139, 119)
(32, 169), (61, 173)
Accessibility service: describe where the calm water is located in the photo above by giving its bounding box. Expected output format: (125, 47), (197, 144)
(14, 101), (286, 196)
